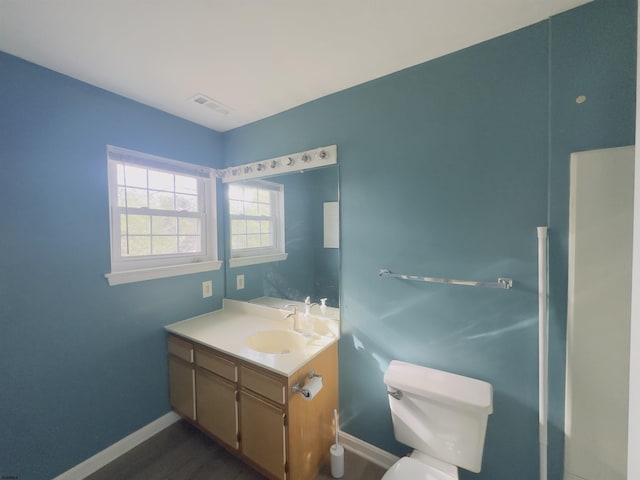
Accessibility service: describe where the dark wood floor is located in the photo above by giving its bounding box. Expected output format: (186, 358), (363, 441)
(85, 420), (386, 480)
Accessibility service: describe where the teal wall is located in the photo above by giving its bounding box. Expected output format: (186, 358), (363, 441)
(0, 53), (226, 479)
(0, 0), (636, 478)
(548, 1), (637, 477)
(224, 1), (636, 479)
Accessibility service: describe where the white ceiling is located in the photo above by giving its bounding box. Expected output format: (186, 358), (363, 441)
(0, 0), (592, 132)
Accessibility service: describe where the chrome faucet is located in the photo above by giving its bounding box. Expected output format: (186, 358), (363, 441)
(304, 296), (318, 311)
(284, 304), (303, 332)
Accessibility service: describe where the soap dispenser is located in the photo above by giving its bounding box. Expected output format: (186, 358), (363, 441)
(320, 298), (327, 316)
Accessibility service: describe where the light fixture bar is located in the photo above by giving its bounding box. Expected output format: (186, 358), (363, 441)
(218, 145), (337, 183)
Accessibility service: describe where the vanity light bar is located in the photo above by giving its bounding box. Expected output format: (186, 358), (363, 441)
(217, 145), (337, 183)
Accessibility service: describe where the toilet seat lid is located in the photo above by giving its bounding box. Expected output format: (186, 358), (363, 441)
(382, 457), (457, 480)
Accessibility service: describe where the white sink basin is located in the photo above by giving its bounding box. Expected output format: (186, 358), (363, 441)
(247, 330), (308, 354)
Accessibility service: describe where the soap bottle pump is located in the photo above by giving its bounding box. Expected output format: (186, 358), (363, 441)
(320, 298), (327, 316)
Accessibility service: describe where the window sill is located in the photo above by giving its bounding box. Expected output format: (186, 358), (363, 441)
(228, 253), (288, 268)
(105, 260), (222, 286)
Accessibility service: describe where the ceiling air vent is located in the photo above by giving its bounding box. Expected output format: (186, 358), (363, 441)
(189, 93), (232, 116)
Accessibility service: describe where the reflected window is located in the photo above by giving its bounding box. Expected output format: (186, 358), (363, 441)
(228, 180), (284, 260)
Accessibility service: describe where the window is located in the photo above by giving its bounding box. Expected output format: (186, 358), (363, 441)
(105, 146), (221, 285)
(227, 180), (287, 267)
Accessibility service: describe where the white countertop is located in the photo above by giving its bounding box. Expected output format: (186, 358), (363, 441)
(165, 298), (339, 377)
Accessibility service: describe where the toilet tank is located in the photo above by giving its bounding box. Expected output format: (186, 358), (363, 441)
(384, 360), (493, 473)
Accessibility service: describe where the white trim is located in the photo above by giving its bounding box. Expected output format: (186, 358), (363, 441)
(564, 474), (587, 480)
(228, 252), (288, 268)
(106, 146), (220, 279)
(106, 260), (222, 286)
(338, 430), (399, 470)
(629, 7), (640, 478)
(53, 411), (181, 480)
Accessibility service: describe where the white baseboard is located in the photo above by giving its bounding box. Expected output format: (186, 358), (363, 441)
(564, 473), (588, 480)
(338, 430), (399, 470)
(53, 411), (181, 480)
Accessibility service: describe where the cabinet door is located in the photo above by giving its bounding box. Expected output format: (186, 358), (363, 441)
(196, 368), (239, 449)
(240, 391), (286, 480)
(168, 355), (195, 421)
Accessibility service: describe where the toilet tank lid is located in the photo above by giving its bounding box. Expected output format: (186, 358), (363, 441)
(384, 360), (493, 414)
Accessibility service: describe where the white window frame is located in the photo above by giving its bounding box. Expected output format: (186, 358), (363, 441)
(105, 145), (221, 285)
(227, 179), (287, 268)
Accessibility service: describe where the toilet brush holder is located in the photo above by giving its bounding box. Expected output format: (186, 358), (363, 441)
(330, 408), (344, 478)
(330, 444), (344, 478)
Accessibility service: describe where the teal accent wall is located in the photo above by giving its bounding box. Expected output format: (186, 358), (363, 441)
(0, 53), (225, 479)
(0, 0), (635, 478)
(226, 22), (550, 480)
(224, 2), (636, 479)
(548, 1), (637, 478)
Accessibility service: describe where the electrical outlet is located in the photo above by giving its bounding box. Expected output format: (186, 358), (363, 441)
(236, 274), (245, 290)
(202, 280), (213, 298)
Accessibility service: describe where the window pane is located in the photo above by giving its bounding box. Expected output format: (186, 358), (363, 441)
(232, 219), (246, 234)
(178, 235), (200, 253)
(179, 217), (199, 235)
(176, 193), (198, 212)
(124, 236), (151, 256)
(257, 189), (271, 203)
(117, 187), (127, 207)
(125, 187), (148, 208)
(148, 170), (174, 192)
(228, 185), (244, 201)
(175, 175), (197, 194)
(152, 236), (177, 254)
(258, 203), (271, 216)
(232, 235), (247, 250)
(229, 200), (243, 215)
(243, 187), (257, 203)
(260, 234), (272, 246)
(124, 165), (147, 188)
(247, 234), (261, 248)
(149, 190), (175, 210)
(244, 202), (258, 216)
(244, 187), (258, 202)
(247, 220), (260, 234)
(261, 221), (271, 233)
(127, 215), (150, 234)
(116, 164), (125, 185)
(152, 216), (177, 235)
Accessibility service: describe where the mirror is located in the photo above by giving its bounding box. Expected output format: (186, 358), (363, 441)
(223, 165), (339, 308)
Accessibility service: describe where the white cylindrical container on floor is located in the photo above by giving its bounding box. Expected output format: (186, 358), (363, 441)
(330, 443), (344, 478)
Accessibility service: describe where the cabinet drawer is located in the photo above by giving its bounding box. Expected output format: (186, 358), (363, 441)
(196, 346), (237, 382)
(167, 335), (193, 363)
(241, 366), (286, 405)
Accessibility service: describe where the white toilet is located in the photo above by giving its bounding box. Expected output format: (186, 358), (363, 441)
(382, 360), (493, 480)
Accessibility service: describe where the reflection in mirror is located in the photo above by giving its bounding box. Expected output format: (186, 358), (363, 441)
(224, 165), (339, 308)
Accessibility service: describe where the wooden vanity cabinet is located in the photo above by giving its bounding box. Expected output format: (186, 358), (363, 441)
(239, 365), (288, 479)
(167, 334), (338, 480)
(194, 345), (239, 450)
(286, 342), (339, 480)
(167, 335), (196, 421)
(238, 343), (338, 480)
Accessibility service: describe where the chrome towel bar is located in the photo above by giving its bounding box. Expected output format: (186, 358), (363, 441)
(379, 268), (513, 290)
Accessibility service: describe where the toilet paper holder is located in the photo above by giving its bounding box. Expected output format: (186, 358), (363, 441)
(291, 370), (323, 395)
